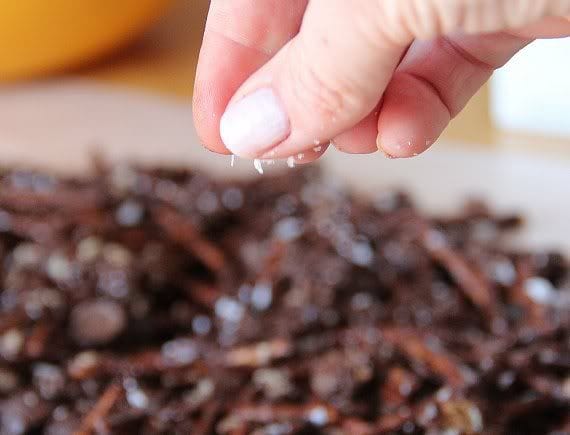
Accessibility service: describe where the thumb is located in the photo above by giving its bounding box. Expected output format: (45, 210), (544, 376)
(219, 0), (405, 158)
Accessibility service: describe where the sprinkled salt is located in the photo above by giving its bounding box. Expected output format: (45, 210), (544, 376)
(230, 154), (236, 167)
(115, 200), (144, 227)
(127, 389), (150, 409)
(196, 191), (219, 214)
(286, 156), (296, 168)
(0, 329), (24, 360)
(351, 292), (373, 311)
(0, 210), (11, 234)
(103, 243), (132, 267)
(524, 277), (557, 305)
(251, 282), (273, 311)
(215, 297), (245, 323)
(192, 315), (212, 336)
(76, 237), (102, 263)
(161, 338), (199, 366)
(297, 153), (304, 159)
(313, 145), (322, 152)
(491, 259), (517, 286)
(23, 391), (39, 407)
(273, 217), (304, 241)
(253, 159), (264, 174)
(307, 406), (329, 426)
(221, 187), (244, 210)
(12, 243), (41, 267)
(350, 240), (374, 266)
(33, 363), (65, 399)
(313, 139), (321, 145)
(46, 253), (73, 282)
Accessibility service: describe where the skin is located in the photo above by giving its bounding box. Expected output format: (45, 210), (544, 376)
(193, 0), (570, 161)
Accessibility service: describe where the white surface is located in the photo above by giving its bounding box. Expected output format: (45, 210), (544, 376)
(491, 39), (570, 138)
(0, 80), (569, 253)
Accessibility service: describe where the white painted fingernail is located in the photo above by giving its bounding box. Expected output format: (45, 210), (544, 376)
(220, 88), (290, 157)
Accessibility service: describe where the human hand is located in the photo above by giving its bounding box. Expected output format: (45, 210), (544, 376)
(193, 0), (570, 162)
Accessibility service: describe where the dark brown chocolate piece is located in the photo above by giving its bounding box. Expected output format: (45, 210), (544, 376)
(0, 164), (567, 434)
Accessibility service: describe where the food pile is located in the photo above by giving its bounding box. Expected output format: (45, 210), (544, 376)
(0, 164), (568, 434)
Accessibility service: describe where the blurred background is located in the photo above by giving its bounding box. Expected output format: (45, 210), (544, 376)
(0, 0), (568, 156)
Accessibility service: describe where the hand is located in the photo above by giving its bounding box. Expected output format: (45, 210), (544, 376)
(193, 0), (570, 162)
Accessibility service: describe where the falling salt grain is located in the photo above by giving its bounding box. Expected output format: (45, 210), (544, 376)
(286, 156), (296, 168)
(313, 145), (322, 152)
(253, 159), (264, 174)
(297, 153), (304, 160)
(313, 139), (321, 145)
(230, 154), (236, 167)
(524, 277), (557, 305)
(307, 406), (329, 426)
(215, 297), (245, 323)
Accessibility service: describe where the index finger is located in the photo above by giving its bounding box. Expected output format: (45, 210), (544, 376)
(193, 0), (307, 154)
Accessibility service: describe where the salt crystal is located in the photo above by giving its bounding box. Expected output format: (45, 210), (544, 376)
(161, 338), (199, 366)
(192, 315), (212, 336)
(313, 145), (322, 152)
(221, 187), (244, 210)
(253, 159), (264, 174)
(76, 237), (102, 262)
(351, 292), (373, 310)
(313, 139), (321, 145)
(350, 240), (374, 266)
(115, 200), (144, 227)
(13, 243), (41, 267)
(127, 389), (150, 409)
(491, 259), (517, 286)
(46, 253), (73, 282)
(498, 371), (516, 389)
(273, 217), (304, 241)
(196, 191), (219, 214)
(33, 363), (64, 399)
(0, 329), (24, 359)
(297, 153), (304, 159)
(215, 297), (245, 323)
(307, 406), (329, 426)
(251, 282), (273, 311)
(0, 209), (11, 232)
(103, 243), (132, 267)
(524, 277), (557, 305)
(286, 156), (296, 168)
(23, 391), (39, 407)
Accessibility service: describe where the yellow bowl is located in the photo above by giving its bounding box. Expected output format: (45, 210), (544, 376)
(0, 0), (173, 82)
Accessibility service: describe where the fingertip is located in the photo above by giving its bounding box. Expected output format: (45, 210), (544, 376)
(376, 74), (450, 158)
(332, 106), (381, 154)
